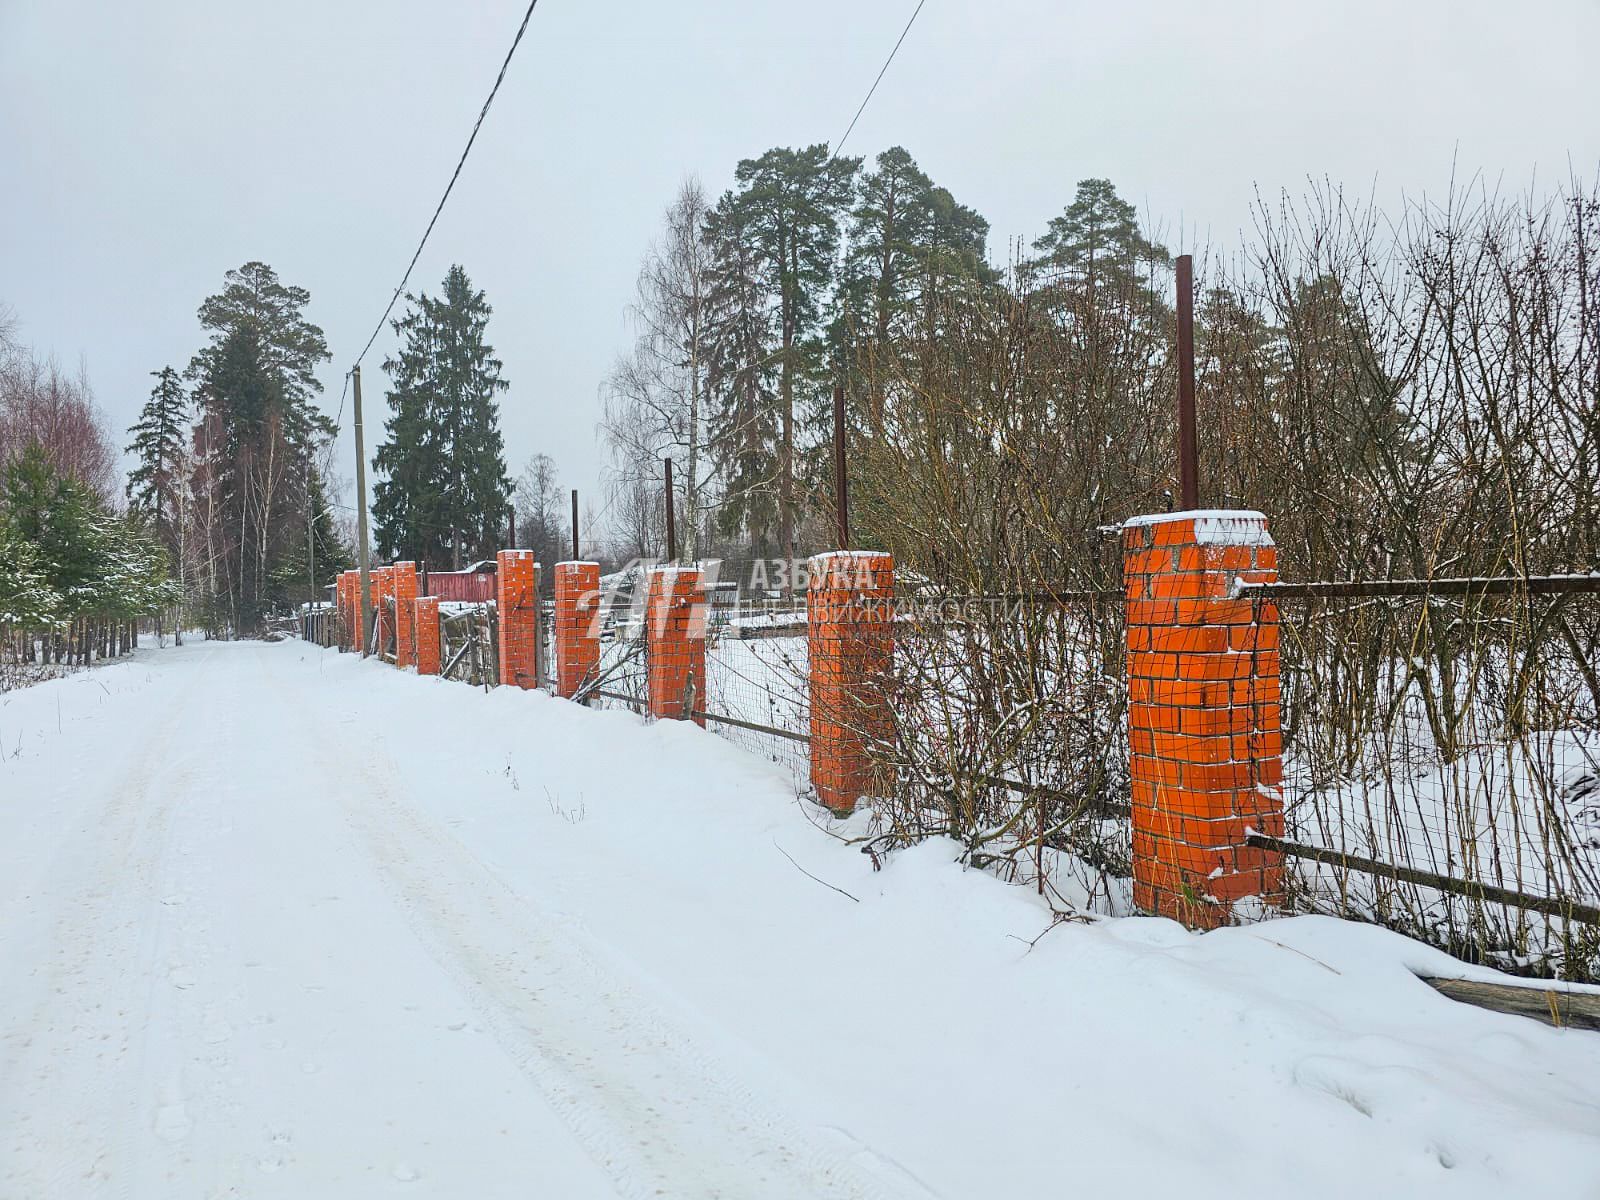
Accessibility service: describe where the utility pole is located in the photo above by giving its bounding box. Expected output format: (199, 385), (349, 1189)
(570, 488), (579, 561)
(1176, 253), (1199, 511)
(352, 365), (374, 655)
(663, 456), (676, 563)
(305, 457), (317, 642)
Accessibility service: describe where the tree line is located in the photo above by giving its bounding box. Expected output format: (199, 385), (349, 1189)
(0, 312), (175, 675)
(604, 147), (1600, 594)
(112, 262), (353, 639)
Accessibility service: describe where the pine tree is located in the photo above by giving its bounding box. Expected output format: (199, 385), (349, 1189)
(125, 366), (188, 558)
(373, 265), (511, 569)
(192, 262), (333, 453)
(1029, 178), (1170, 296)
(839, 147), (991, 364)
(831, 146), (994, 468)
(1021, 179), (1173, 524)
(706, 146), (859, 562)
(188, 262), (332, 634)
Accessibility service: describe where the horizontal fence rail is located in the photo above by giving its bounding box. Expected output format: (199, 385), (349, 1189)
(1245, 833), (1600, 927)
(1238, 574), (1600, 599)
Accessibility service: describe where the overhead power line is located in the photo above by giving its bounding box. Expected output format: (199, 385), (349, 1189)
(351, 0), (542, 370)
(830, 0), (928, 159)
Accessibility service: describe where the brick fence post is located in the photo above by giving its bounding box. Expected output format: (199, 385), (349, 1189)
(347, 570), (360, 651)
(414, 595), (441, 676)
(553, 561), (601, 700)
(375, 566), (396, 660)
(336, 571), (351, 651)
(1123, 510), (1285, 928)
(807, 551), (895, 814)
(645, 566), (706, 724)
(346, 570), (359, 651)
(496, 550), (540, 688)
(393, 561), (419, 669)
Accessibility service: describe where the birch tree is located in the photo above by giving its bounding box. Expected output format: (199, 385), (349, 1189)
(603, 179), (717, 560)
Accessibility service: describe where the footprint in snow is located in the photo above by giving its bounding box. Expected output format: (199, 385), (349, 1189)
(155, 1102), (192, 1143)
(202, 1010), (232, 1045)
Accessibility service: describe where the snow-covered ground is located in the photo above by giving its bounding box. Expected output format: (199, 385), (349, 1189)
(1, 639), (1598, 1198)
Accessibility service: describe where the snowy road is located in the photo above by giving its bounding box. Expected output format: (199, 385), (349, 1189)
(2, 640), (1599, 1198)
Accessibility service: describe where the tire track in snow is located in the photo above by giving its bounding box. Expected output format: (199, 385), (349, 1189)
(0, 660), (203, 1198)
(279, 662), (938, 1200)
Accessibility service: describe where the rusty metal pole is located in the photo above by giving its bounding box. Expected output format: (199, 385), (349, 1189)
(570, 488), (579, 561)
(1176, 253), (1199, 511)
(833, 381), (850, 550)
(664, 456), (676, 563)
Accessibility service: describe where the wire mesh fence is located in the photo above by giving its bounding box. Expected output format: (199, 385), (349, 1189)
(701, 613), (811, 781)
(1266, 584), (1600, 980)
(593, 631), (648, 711)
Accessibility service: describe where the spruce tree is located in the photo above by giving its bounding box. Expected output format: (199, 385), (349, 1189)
(125, 366), (188, 560)
(4, 445), (104, 613)
(703, 199), (780, 547)
(373, 265), (511, 569)
(0, 520), (57, 630)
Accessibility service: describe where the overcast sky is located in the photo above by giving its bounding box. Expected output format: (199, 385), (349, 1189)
(3, 0), (1596, 535)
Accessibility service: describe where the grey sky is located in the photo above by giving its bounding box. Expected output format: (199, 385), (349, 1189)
(3, 0), (1595, 536)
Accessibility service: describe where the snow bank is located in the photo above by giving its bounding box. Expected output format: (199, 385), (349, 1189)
(0, 639), (1596, 1197)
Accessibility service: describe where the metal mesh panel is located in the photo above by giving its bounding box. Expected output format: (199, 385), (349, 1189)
(593, 633), (648, 712)
(1272, 588), (1600, 979)
(702, 624), (811, 783)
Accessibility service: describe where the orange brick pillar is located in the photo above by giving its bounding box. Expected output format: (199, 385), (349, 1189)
(345, 571), (359, 651)
(336, 571), (350, 650)
(374, 566), (395, 660)
(1123, 510), (1285, 929)
(807, 551), (895, 814)
(495, 550), (540, 688)
(365, 572), (380, 652)
(645, 566), (706, 724)
(553, 561), (601, 700)
(414, 595), (441, 676)
(393, 561), (419, 669)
